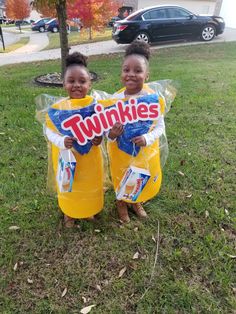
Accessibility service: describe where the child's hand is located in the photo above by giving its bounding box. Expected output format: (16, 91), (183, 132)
(64, 136), (77, 149)
(108, 122), (123, 140)
(131, 136), (146, 147)
(92, 136), (102, 146)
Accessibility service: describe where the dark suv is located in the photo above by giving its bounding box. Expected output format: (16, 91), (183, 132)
(112, 5), (225, 44)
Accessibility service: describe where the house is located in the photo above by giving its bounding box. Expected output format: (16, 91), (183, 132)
(218, 0), (236, 28)
(122, 0), (235, 28)
(122, 0), (217, 14)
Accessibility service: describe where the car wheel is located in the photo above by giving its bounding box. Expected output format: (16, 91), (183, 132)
(39, 26), (45, 32)
(201, 24), (216, 41)
(135, 32), (150, 43)
(52, 27), (58, 33)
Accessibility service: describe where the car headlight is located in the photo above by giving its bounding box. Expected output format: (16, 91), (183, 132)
(215, 17), (224, 23)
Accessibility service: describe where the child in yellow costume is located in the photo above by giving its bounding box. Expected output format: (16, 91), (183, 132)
(107, 41), (166, 223)
(45, 52), (103, 227)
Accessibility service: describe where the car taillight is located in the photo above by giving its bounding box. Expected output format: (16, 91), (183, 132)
(117, 25), (128, 32)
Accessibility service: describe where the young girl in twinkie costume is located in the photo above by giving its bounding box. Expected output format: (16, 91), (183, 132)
(45, 52), (103, 227)
(107, 41), (166, 223)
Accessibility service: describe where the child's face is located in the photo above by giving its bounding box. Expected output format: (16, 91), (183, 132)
(64, 65), (91, 99)
(121, 55), (149, 95)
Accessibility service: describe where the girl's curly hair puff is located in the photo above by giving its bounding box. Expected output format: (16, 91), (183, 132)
(125, 40), (151, 61)
(65, 52), (88, 68)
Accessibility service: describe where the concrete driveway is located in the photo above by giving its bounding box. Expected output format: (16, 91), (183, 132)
(0, 27), (236, 67)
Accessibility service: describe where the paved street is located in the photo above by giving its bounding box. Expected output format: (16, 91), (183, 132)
(0, 27), (236, 67)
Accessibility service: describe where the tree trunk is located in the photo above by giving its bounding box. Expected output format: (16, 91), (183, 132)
(89, 26), (92, 40)
(56, 0), (69, 78)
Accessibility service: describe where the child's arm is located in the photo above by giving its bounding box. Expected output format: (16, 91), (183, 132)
(92, 136), (103, 146)
(131, 115), (165, 147)
(45, 127), (77, 149)
(107, 122), (124, 140)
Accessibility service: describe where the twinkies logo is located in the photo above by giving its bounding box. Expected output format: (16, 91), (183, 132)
(62, 98), (160, 145)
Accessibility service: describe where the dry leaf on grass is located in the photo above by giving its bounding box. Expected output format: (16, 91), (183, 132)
(82, 296), (87, 303)
(61, 287), (67, 297)
(132, 252), (140, 260)
(96, 284), (102, 292)
(118, 266), (127, 278)
(178, 171), (185, 177)
(13, 263), (18, 271)
(186, 194), (192, 198)
(226, 254), (236, 259)
(27, 278), (33, 284)
(80, 304), (96, 314)
(134, 227), (139, 232)
(152, 235), (156, 243)
(94, 229), (101, 233)
(205, 210), (209, 218)
(9, 226), (20, 231)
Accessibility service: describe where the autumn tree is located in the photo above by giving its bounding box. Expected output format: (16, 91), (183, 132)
(67, 0), (121, 40)
(33, 0), (69, 76)
(6, 0), (30, 32)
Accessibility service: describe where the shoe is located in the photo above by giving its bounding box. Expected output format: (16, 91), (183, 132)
(64, 215), (75, 228)
(116, 200), (130, 223)
(132, 203), (148, 218)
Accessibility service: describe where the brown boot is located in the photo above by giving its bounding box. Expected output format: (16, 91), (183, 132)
(64, 215), (75, 228)
(116, 200), (130, 223)
(132, 203), (148, 218)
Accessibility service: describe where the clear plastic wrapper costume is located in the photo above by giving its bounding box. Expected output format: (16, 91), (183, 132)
(92, 80), (176, 203)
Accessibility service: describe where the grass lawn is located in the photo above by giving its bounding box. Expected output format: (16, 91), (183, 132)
(0, 36), (29, 53)
(46, 28), (112, 50)
(0, 42), (235, 313)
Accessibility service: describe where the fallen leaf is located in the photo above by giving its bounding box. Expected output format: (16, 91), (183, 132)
(186, 194), (192, 198)
(61, 287), (67, 297)
(0, 132), (5, 135)
(134, 227), (138, 232)
(27, 278), (33, 284)
(9, 226), (20, 231)
(96, 284), (102, 292)
(94, 229), (101, 233)
(13, 263), (18, 271)
(11, 173), (15, 178)
(82, 296), (87, 303)
(178, 171), (185, 177)
(80, 304), (96, 314)
(226, 254), (236, 259)
(224, 209), (229, 216)
(205, 210), (209, 218)
(118, 267), (127, 278)
(32, 146), (37, 151)
(132, 252), (139, 260)
(152, 235), (156, 243)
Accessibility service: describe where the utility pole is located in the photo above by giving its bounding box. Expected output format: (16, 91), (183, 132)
(0, 26), (5, 50)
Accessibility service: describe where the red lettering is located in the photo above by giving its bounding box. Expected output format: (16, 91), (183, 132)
(149, 104), (160, 119)
(80, 115), (102, 139)
(137, 104), (148, 119)
(106, 108), (121, 127)
(117, 100), (132, 123)
(62, 114), (86, 145)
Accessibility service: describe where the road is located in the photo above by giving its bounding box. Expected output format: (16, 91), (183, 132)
(0, 27), (236, 67)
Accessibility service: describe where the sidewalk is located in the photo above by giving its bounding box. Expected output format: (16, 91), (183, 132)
(0, 27), (236, 67)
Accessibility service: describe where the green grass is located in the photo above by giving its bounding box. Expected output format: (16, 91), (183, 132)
(0, 42), (235, 313)
(46, 28), (112, 50)
(0, 36), (29, 53)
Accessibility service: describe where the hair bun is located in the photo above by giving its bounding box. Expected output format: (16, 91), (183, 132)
(66, 52), (88, 68)
(125, 40), (151, 60)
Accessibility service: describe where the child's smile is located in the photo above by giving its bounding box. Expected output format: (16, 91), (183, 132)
(64, 65), (91, 99)
(121, 55), (149, 95)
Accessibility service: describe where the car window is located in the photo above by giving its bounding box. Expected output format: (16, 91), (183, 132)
(168, 8), (190, 19)
(143, 9), (167, 20)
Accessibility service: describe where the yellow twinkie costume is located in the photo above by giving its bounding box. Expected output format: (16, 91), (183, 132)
(45, 96), (104, 219)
